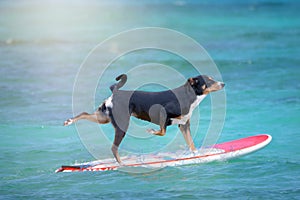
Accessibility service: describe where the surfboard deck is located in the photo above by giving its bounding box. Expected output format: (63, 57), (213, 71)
(55, 134), (272, 173)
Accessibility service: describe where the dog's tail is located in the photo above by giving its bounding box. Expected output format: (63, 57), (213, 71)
(110, 74), (127, 92)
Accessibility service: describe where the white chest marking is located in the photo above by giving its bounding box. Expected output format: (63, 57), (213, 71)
(171, 95), (206, 125)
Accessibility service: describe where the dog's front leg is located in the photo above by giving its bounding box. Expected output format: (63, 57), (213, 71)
(147, 126), (167, 136)
(147, 105), (167, 136)
(178, 120), (196, 151)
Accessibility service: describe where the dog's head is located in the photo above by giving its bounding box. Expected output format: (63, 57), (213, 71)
(188, 75), (225, 95)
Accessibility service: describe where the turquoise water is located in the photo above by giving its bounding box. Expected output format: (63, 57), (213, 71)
(1, 0), (299, 199)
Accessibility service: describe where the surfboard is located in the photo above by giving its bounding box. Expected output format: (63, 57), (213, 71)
(55, 134), (272, 173)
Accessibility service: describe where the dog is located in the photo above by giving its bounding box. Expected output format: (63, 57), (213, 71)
(64, 74), (225, 164)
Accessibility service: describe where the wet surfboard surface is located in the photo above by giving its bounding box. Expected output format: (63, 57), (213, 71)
(55, 134), (272, 173)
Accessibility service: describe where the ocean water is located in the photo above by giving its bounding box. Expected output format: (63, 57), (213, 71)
(1, 0), (299, 199)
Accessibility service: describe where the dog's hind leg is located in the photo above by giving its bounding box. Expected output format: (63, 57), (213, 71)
(64, 110), (110, 126)
(109, 109), (130, 164)
(178, 120), (196, 151)
(111, 128), (126, 164)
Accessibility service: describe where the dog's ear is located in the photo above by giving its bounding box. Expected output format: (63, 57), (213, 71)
(188, 78), (199, 86)
(188, 78), (195, 86)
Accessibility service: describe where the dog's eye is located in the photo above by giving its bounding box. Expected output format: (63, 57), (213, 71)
(202, 84), (206, 90)
(195, 79), (198, 83)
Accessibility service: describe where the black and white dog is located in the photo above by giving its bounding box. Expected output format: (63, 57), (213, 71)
(64, 74), (225, 164)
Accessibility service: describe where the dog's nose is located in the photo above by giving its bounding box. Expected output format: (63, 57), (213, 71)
(220, 82), (225, 87)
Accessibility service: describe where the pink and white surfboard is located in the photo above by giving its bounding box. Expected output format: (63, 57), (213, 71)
(55, 134), (272, 173)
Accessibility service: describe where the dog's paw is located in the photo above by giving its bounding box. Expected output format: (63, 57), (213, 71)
(64, 118), (74, 126)
(192, 149), (199, 155)
(146, 129), (156, 134)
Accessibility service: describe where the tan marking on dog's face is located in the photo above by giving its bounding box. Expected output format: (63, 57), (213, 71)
(203, 82), (224, 94)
